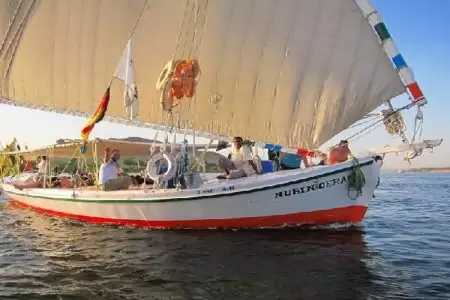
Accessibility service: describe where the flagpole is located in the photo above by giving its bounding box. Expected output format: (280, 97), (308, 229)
(124, 40), (131, 117)
(107, 77), (115, 89)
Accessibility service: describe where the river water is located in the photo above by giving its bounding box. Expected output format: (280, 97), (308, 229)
(0, 172), (449, 299)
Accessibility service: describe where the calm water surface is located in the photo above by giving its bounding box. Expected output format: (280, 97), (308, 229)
(0, 172), (449, 299)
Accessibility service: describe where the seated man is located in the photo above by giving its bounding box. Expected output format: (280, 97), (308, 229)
(328, 140), (351, 164)
(217, 136), (258, 180)
(73, 170), (96, 187)
(13, 155), (48, 190)
(52, 176), (70, 188)
(98, 148), (133, 191)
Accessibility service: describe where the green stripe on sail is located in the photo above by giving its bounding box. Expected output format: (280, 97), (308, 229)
(374, 22), (391, 41)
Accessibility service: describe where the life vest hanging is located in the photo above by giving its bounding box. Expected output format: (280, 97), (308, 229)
(157, 59), (201, 111)
(169, 59), (200, 101)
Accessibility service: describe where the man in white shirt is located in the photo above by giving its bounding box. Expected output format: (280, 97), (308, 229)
(98, 148), (133, 191)
(27, 155), (48, 183)
(36, 155), (48, 174)
(217, 136), (258, 180)
(13, 155), (47, 189)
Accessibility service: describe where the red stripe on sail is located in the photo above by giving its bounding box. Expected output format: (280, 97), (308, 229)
(81, 87), (110, 141)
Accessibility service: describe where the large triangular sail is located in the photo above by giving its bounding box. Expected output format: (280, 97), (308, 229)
(0, 0), (413, 148)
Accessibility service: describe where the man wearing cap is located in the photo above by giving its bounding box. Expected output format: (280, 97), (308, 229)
(98, 147), (133, 191)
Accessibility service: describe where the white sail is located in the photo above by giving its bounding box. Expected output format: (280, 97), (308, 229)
(114, 39), (139, 120)
(0, 0), (405, 148)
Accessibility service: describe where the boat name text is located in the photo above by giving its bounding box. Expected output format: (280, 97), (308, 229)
(274, 176), (349, 199)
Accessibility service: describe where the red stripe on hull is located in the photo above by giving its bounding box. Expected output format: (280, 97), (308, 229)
(9, 199), (368, 229)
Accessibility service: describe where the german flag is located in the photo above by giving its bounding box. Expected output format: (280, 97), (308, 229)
(81, 87), (110, 141)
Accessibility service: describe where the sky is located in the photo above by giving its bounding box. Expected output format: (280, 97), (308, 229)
(0, 0), (449, 169)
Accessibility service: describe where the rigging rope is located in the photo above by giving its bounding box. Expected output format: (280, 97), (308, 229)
(347, 115), (379, 129)
(410, 106), (424, 145)
(1, 0), (36, 92)
(343, 102), (412, 145)
(186, 0), (208, 114)
(106, 0), (149, 88)
(180, 1), (197, 59)
(404, 106), (425, 162)
(345, 102), (427, 163)
(188, 138), (214, 173)
(347, 156), (366, 200)
(0, 0), (24, 55)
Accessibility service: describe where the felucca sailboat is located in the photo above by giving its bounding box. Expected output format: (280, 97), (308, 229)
(0, 0), (442, 229)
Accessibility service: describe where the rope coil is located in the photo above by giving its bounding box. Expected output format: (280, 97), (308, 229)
(381, 109), (405, 136)
(347, 156), (366, 200)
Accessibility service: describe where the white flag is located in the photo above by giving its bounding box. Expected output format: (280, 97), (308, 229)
(114, 39), (139, 120)
(125, 84), (139, 120)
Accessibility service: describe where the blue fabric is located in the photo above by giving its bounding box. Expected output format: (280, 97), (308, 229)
(264, 144), (282, 151)
(158, 166), (168, 174)
(261, 160), (273, 173)
(157, 166), (175, 188)
(281, 153), (301, 169)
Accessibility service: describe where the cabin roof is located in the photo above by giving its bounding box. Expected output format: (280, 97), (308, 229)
(0, 138), (214, 160)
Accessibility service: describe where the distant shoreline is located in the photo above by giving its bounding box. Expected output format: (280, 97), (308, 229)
(385, 168), (450, 173)
(422, 169), (450, 173)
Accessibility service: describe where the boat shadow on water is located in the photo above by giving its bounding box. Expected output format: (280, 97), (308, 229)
(1, 204), (391, 300)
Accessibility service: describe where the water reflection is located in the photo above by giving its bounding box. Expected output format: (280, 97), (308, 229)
(1, 204), (386, 299)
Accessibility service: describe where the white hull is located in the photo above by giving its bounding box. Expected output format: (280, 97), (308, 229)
(1, 155), (382, 229)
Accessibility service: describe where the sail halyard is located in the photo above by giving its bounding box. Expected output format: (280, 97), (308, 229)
(0, 0), (411, 149)
(0, 0), (37, 95)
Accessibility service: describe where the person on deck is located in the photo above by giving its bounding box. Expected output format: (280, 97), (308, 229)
(23, 160), (33, 172)
(327, 140), (351, 164)
(12, 155), (48, 190)
(217, 136), (258, 180)
(98, 147), (134, 191)
(35, 155), (48, 176)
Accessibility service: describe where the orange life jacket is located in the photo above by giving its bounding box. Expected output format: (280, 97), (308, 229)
(327, 146), (350, 164)
(169, 59), (200, 107)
